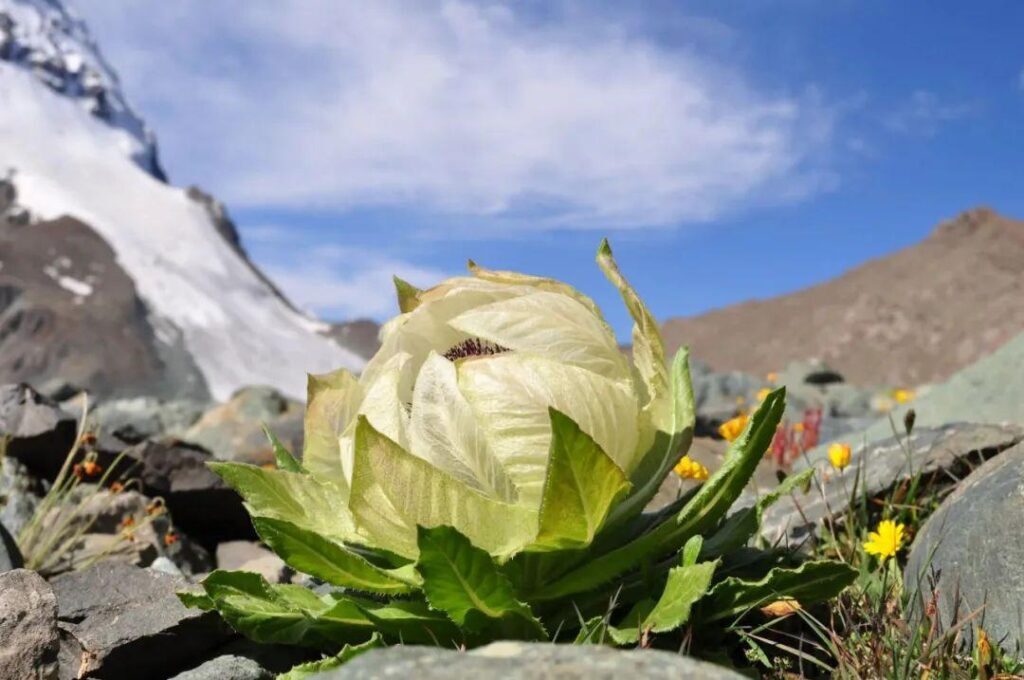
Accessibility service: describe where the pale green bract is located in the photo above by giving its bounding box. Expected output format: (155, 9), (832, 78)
(191, 240), (856, 670)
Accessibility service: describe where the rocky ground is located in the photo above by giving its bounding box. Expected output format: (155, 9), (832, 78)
(2, 330), (1023, 678)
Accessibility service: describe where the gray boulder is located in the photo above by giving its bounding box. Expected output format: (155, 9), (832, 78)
(313, 642), (745, 679)
(184, 386), (303, 466)
(51, 562), (232, 679)
(1, 455), (42, 535)
(92, 396), (207, 445)
(118, 438), (253, 543)
(752, 423), (1024, 545)
(169, 654), (272, 680)
(905, 442), (1024, 650)
(0, 569), (60, 679)
(216, 541), (287, 583)
(0, 383), (78, 479)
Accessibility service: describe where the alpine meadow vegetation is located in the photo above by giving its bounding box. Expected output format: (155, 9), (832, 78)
(181, 240), (856, 675)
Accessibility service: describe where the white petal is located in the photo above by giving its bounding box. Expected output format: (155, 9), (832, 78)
(459, 354), (640, 507)
(361, 278), (534, 389)
(449, 291), (629, 380)
(340, 351), (413, 483)
(303, 368), (362, 485)
(408, 353), (517, 502)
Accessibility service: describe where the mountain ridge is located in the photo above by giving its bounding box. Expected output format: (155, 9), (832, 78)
(662, 207), (1024, 386)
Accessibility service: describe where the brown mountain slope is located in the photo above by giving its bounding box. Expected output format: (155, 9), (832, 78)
(661, 207), (1024, 386)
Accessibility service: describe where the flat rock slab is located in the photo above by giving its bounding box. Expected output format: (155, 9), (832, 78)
(50, 562), (232, 680)
(0, 569), (60, 679)
(314, 642), (745, 679)
(905, 442), (1024, 650)
(752, 422), (1024, 545)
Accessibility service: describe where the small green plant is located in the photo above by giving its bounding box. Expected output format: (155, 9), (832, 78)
(183, 242), (855, 673)
(13, 396), (161, 575)
(738, 414), (1024, 677)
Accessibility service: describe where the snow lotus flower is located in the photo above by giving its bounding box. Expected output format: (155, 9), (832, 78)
(194, 240), (857, 661)
(295, 240), (684, 559)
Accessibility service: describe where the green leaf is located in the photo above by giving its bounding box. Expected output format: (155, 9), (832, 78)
(415, 525), (545, 639)
(277, 635), (383, 680)
(197, 570), (375, 648)
(177, 590), (215, 611)
(596, 239), (670, 432)
(251, 517), (418, 595)
(393, 276), (423, 313)
(681, 535), (703, 567)
(209, 462), (358, 544)
(358, 599), (462, 645)
(348, 417), (538, 559)
(607, 348), (696, 527)
(700, 467), (816, 559)
(643, 560), (718, 633)
(263, 424), (303, 473)
(575, 599), (654, 646)
(531, 409), (630, 551)
(701, 560), (858, 623)
(531, 389), (785, 602)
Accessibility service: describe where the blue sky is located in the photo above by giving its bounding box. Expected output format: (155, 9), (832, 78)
(80, 0), (1024, 340)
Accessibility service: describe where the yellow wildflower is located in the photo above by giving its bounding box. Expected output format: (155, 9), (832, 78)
(893, 388), (915, 404)
(863, 520), (905, 560)
(718, 414), (748, 442)
(765, 372), (778, 384)
(755, 387), (771, 403)
(976, 627), (992, 667)
(828, 442), (852, 470)
(674, 455), (709, 481)
(760, 597), (802, 617)
(792, 422), (805, 433)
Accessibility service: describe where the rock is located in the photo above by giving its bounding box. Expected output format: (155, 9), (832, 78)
(314, 642), (746, 679)
(170, 654), (272, 680)
(905, 442), (1024, 650)
(779, 358), (845, 386)
(117, 438), (253, 543)
(0, 521), (24, 572)
(148, 556), (184, 577)
(92, 396), (207, 445)
(0, 569), (60, 679)
(835, 332), (1024, 451)
(216, 541), (287, 583)
(1, 455), (43, 535)
(50, 562), (232, 680)
(753, 423), (1024, 545)
(184, 386), (303, 466)
(0, 383), (78, 479)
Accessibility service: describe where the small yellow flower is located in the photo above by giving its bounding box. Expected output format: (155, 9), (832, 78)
(718, 414), (748, 442)
(674, 455), (709, 481)
(760, 597), (802, 617)
(892, 388), (915, 404)
(755, 387), (771, 403)
(765, 372), (778, 384)
(976, 627), (992, 667)
(792, 422), (805, 433)
(863, 520), (905, 560)
(828, 442), (852, 470)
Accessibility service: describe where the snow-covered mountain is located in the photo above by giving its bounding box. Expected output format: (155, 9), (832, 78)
(0, 0), (366, 400)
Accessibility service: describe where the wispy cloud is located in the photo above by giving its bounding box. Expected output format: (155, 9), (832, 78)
(252, 236), (451, 320)
(78, 0), (833, 229)
(882, 90), (979, 137)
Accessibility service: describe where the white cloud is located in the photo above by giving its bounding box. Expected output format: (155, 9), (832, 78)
(256, 241), (450, 320)
(77, 0), (833, 228)
(882, 90), (978, 137)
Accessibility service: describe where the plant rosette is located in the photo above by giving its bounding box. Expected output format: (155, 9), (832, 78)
(182, 240), (855, 672)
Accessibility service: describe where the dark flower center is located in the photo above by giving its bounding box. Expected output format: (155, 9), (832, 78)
(443, 338), (510, 361)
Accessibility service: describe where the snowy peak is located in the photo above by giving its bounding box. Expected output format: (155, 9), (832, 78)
(0, 0), (367, 401)
(0, 0), (163, 178)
